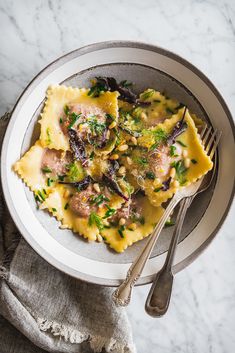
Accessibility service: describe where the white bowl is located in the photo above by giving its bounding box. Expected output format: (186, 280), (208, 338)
(1, 41), (234, 286)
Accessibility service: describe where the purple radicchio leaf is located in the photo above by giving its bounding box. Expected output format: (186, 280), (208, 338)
(59, 175), (92, 191)
(167, 107), (188, 145)
(96, 77), (150, 106)
(161, 177), (172, 191)
(102, 174), (129, 201)
(68, 129), (87, 164)
(95, 127), (108, 149)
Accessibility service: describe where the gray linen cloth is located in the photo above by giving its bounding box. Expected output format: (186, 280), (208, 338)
(0, 115), (136, 353)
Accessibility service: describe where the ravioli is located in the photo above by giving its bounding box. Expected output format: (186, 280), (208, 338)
(40, 184), (124, 242)
(13, 140), (49, 193)
(136, 109), (213, 207)
(13, 78), (213, 253)
(39, 85), (119, 151)
(101, 198), (164, 253)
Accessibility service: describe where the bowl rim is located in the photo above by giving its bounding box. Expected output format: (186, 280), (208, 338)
(1, 40), (234, 286)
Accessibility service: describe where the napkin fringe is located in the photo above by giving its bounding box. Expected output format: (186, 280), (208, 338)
(37, 317), (136, 353)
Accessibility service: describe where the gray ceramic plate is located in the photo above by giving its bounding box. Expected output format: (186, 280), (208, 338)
(1, 41), (234, 286)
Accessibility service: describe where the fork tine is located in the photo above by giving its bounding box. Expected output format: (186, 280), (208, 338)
(200, 124), (207, 139)
(209, 130), (221, 159)
(205, 129), (217, 153)
(202, 126), (212, 145)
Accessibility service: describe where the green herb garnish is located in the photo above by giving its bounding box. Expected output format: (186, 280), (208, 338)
(36, 189), (47, 202)
(68, 112), (81, 129)
(170, 145), (178, 157)
(176, 140), (187, 147)
(118, 225), (125, 238)
(171, 160), (188, 185)
(191, 159), (197, 164)
(90, 151), (95, 160)
(146, 171), (155, 180)
(90, 194), (110, 206)
(58, 175), (65, 181)
(141, 89), (155, 100)
(165, 219), (175, 227)
(88, 81), (107, 98)
(166, 107), (175, 114)
(41, 167), (52, 173)
(88, 212), (104, 231)
(64, 203), (69, 210)
(59, 117), (63, 124)
(135, 157), (148, 166)
(47, 178), (54, 187)
(103, 205), (116, 219)
(154, 187), (162, 193)
(46, 128), (52, 145)
(87, 116), (106, 136)
(52, 208), (57, 212)
(64, 105), (70, 115)
(66, 162), (84, 182)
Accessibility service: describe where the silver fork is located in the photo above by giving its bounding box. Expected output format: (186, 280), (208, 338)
(112, 126), (221, 307)
(145, 128), (220, 316)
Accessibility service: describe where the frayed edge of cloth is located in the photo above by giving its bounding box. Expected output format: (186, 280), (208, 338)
(37, 317), (136, 353)
(0, 266), (9, 280)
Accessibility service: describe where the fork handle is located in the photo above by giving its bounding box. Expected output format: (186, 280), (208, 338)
(112, 195), (180, 306)
(145, 197), (191, 317)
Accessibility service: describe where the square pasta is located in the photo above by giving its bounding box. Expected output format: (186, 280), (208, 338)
(39, 184), (125, 242)
(13, 140), (50, 198)
(123, 108), (213, 207)
(39, 85), (119, 151)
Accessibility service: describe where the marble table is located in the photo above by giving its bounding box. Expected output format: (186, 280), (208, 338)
(0, 0), (234, 352)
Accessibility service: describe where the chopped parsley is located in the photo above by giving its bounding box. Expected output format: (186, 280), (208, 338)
(90, 194), (110, 206)
(64, 203), (69, 210)
(66, 162), (84, 182)
(41, 166), (52, 173)
(154, 187), (162, 193)
(47, 178), (54, 187)
(118, 225), (125, 238)
(89, 151), (95, 160)
(88, 212), (104, 231)
(58, 175), (65, 181)
(165, 219), (175, 227)
(131, 214), (145, 225)
(166, 107), (175, 114)
(170, 145), (178, 157)
(147, 128), (168, 150)
(103, 205), (116, 219)
(87, 116), (106, 136)
(176, 140), (187, 147)
(64, 105), (70, 115)
(88, 81), (107, 98)
(52, 208), (57, 212)
(36, 189), (47, 203)
(145, 171), (155, 180)
(68, 112), (81, 129)
(141, 89), (155, 100)
(171, 160), (188, 185)
(191, 159), (197, 164)
(46, 127), (52, 145)
(59, 117), (63, 124)
(135, 157), (148, 166)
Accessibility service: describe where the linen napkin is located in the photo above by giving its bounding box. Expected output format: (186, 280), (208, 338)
(0, 114), (136, 353)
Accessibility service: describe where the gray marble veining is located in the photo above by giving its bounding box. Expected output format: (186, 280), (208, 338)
(0, 0), (234, 352)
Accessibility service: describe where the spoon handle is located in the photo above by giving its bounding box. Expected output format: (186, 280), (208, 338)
(145, 197), (191, 317)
